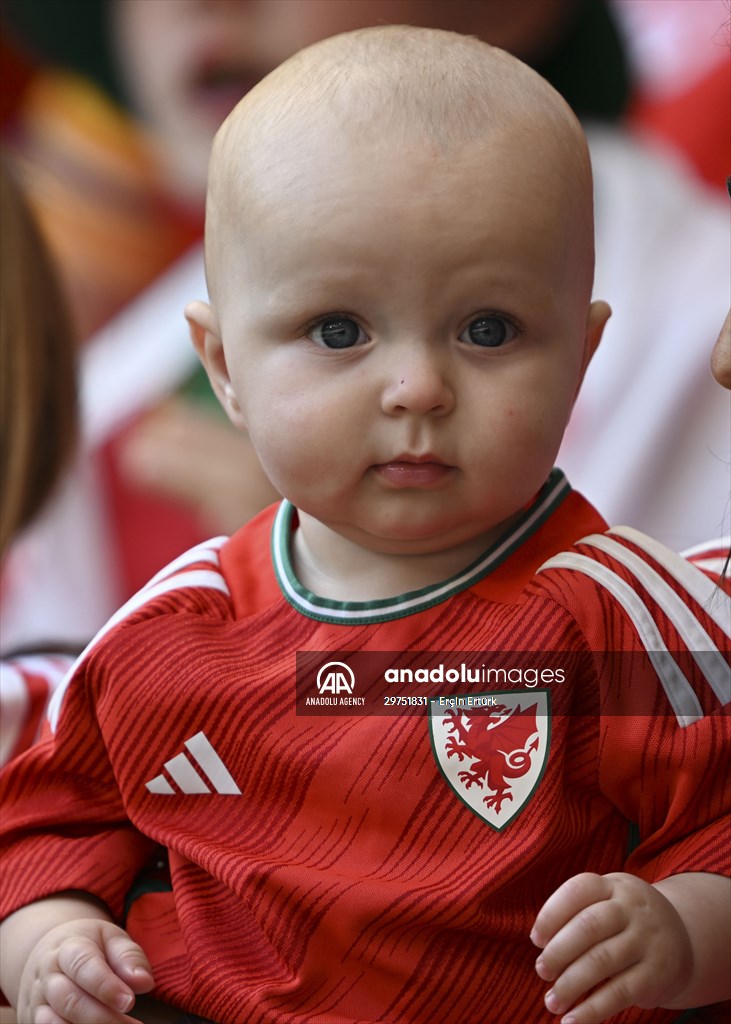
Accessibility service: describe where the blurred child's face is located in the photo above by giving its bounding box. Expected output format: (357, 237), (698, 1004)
(111, 0), (573, 202)
(193, 123), (606, 559)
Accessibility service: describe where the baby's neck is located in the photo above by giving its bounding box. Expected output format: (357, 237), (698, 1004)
(292, 512), (514, 603)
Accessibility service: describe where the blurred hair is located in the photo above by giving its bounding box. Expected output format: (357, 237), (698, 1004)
(535, 0), (630, 121)
(0, 160), (77, 556)
(1, 0), (123, 103)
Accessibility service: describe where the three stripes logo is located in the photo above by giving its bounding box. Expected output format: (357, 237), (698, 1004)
(145, 731), (241, 796)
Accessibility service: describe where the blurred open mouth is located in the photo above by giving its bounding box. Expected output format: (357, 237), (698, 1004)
(189, 64), (264, 125)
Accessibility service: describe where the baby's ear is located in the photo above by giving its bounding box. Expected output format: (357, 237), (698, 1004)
(185, 300), (247, 430)
(576, 300), (611, 396)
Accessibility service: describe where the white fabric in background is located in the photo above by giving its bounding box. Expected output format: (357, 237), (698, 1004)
(560, 126), (730, 551)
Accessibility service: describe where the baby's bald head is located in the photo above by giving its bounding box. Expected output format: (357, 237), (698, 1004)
(188, 26), (610, 553)
(204, 25), (595, 305)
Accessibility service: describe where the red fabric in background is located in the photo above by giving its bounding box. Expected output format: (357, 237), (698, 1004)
(100, 427), (210, 597)
(0, 31), (36, 125)
(628, 56), (731, 192)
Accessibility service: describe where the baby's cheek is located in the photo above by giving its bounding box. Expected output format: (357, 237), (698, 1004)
(251, 425), (329, 498)
(500, 409), (565, 493)
(517, 399), (569, 453)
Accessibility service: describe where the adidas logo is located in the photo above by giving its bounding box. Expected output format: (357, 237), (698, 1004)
(145, 731), (241, 795)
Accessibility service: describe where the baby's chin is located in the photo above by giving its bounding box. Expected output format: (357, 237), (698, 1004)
(336, 514), (512, 558)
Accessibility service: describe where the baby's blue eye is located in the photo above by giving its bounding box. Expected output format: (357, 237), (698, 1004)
(460, 316), (516, 348)
(308, 317), (366, 349)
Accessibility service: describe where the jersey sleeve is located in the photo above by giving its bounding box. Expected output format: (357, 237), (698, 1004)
(537, 526), (730, 882)
(0, 536), (232, 921)
(598, 689), (729, 881)
(0, 653), (74, 767)
(0, 536), (232, 923)
(0, 642), (157, 922)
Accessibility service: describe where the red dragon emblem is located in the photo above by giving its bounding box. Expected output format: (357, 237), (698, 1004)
(430, 692), (550, 830)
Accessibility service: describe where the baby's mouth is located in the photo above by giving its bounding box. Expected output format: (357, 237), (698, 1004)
(374, 456), (453, 489)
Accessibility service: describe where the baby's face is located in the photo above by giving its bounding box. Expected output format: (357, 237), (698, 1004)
(204, 124), (606, 558)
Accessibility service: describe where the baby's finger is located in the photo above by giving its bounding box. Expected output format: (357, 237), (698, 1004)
(532, 873), (613, 948)
(536, 898), (627, 981)
(102, 931), (154, 992)
(55, 939), (137, 1013)
(543, 935), (638, 1020)
(35, 1004), (71, 1024)
(43, 970), (139, 1024)
(550, 962), (648, 1024)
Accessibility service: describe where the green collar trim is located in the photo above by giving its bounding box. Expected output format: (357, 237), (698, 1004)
(271, 469), (570, 624)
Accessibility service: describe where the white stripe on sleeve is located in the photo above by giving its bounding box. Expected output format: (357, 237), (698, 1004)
(581, 534), (730, 706)
(538, 552), (703, 727)
(611, 527), (731, 635)
(48, 568), (230, 732)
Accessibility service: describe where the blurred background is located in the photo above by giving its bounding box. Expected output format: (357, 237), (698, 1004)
(0, 0), (729, 656)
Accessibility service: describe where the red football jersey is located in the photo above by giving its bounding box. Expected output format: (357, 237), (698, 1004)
(1, 471), (729, 1024)
(0, 653), (74, 767)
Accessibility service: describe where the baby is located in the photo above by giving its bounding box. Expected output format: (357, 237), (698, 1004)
(1, 27), (729, 1024)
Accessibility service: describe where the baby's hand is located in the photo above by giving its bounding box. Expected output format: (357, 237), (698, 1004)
(531, 872), (692, 1023)
(17, 917), (154, 1024)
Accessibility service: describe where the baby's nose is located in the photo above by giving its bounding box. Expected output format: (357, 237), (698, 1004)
(380, 346), (455, 416)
